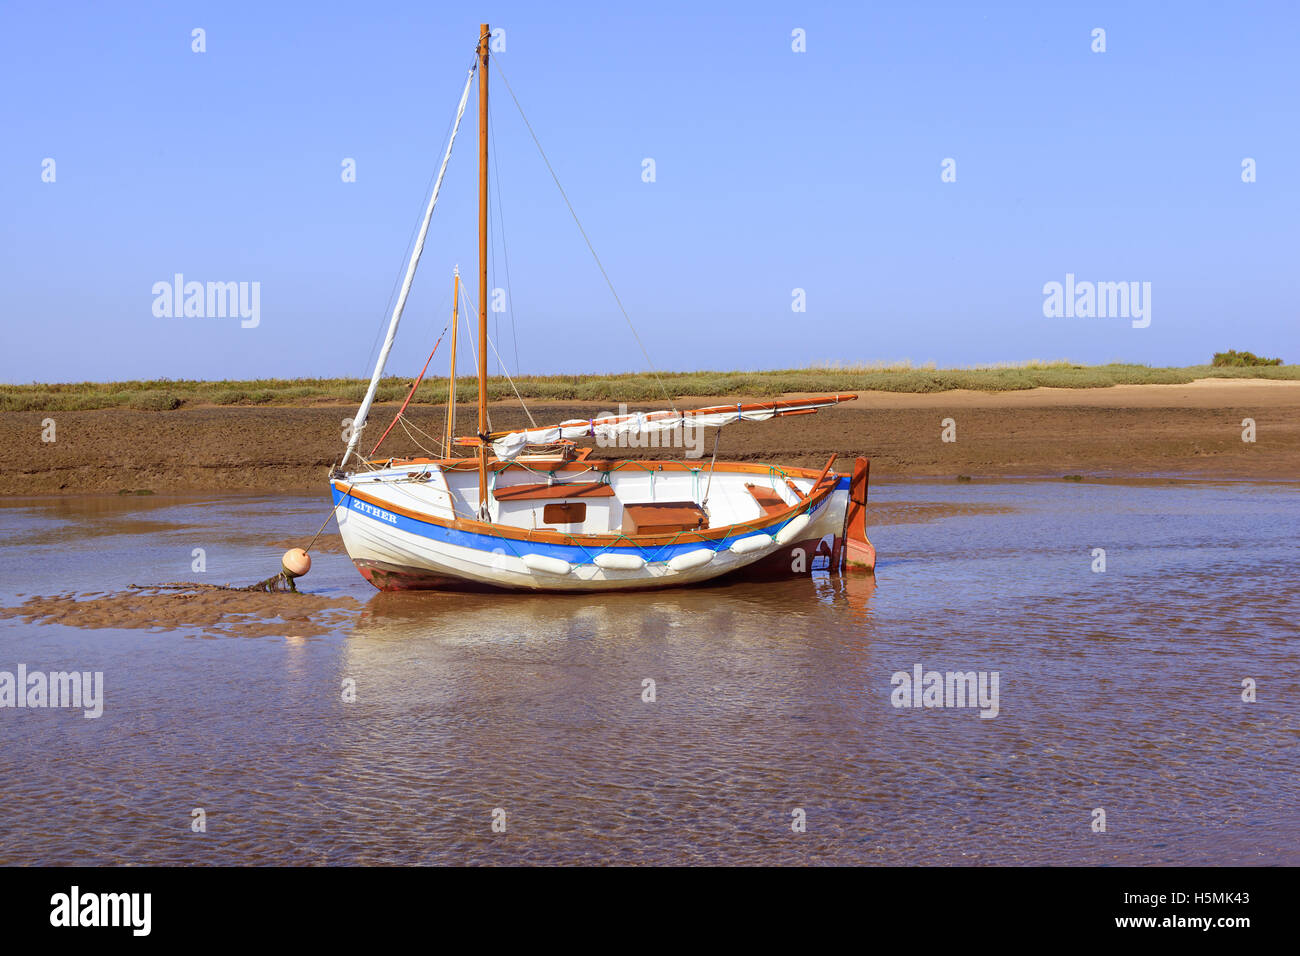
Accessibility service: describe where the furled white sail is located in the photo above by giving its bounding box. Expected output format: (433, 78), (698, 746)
(343, 61), (477, 468)
(478, 396), (854, 459)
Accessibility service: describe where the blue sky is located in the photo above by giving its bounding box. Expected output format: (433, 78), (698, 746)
(2, 0), (1296, 383)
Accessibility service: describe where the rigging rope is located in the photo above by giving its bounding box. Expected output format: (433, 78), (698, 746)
(397, 414), (445, 459)
(459, 283), (537, 428)
(488, 104), (522, 374)
(488, 49), (678, 414)
(369, 322), (449, 458)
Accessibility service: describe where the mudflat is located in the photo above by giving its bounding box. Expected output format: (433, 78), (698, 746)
(2, 379), (1296, 496)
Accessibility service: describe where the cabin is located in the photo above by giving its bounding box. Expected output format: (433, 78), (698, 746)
(357, 457), (810, 537)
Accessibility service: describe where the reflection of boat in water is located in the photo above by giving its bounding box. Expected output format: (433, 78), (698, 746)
(329, 24), (876, 593)
(348, 571), (877, 644)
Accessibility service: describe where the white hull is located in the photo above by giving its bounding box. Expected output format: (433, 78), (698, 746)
(330, 459), (863, 592)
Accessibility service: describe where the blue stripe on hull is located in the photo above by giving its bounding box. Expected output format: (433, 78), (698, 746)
(332, 476), (848, 564)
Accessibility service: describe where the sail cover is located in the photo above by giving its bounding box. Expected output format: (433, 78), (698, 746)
(462, 395), (858, 459)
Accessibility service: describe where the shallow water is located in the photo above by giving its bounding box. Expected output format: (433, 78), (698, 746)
(0, 480), (1296, 865)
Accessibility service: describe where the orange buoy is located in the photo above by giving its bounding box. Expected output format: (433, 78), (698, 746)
(282, 548), (311, 579)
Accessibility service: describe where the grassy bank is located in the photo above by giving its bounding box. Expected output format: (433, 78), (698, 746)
(3, 362), (1297, 412)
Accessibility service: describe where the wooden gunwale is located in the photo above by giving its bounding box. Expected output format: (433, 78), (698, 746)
(334, 458), (846, 548)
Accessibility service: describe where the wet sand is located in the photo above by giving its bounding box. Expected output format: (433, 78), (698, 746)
(2, 379), (1297, 495)
(1, 587), (361, 639)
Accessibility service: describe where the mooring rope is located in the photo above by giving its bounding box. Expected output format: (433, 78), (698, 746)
(129, 577), (296, 594)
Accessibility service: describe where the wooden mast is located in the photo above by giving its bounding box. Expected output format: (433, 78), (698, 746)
(443, 266), (460, 457)
(476, 22), (490, 515)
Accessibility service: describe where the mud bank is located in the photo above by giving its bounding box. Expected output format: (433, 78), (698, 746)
(2, 380), (1297, 495)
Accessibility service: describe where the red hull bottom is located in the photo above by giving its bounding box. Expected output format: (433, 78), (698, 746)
(845, 536), (877, 572)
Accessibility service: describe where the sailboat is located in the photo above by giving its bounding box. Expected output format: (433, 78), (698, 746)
(329, 24), (876, 592)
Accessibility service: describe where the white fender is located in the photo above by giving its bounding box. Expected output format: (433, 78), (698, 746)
(774, 513), (811, 545)
(522, 553), (572, 575)
(594, 552), (647, 571)
(729, 533), (774, 554)
(667, 548), (714, 572)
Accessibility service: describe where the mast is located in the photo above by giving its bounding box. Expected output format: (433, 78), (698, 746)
(476, 22), (490, 515)
(443, 267), (460, 457)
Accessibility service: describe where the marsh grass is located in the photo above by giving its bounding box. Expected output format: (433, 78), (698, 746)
(3, 362), (1296, 412)
(1211, 349), (1283, 367)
